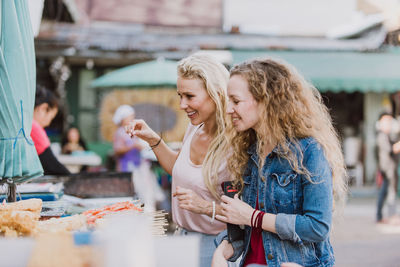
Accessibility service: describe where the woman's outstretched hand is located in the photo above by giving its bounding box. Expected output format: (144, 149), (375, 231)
(125, 119), (160, 146)
(216, 194), (253, 226)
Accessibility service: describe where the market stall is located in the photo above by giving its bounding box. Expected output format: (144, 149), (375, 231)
(0, 171), (172, 266)
(0, 2), (199, 266)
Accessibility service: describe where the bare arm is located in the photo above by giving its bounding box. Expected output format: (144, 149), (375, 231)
(173, 186), (225, 217)
(393, 140), (400, 154)
(216, 194), (277, 233)
(150, 138), (178, 175)
(126, 119), (178, 174)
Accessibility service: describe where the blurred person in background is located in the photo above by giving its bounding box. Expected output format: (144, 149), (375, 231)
(31, 85), (70, 175)
(376, 112), (400, 224)
(212, 58), (347, 267)
(126, 53), (232, 267)
(61, 127), (87, 154)
(61, 126), (88, 172)
(113, 105), (144, 172)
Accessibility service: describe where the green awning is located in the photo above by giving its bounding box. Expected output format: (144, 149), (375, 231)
(91, 59), (178, 88)
(231, 49), (400, 93)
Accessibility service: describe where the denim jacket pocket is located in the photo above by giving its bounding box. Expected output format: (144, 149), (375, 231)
(271, 172), (298, 209)
(298, 242), (321, 266)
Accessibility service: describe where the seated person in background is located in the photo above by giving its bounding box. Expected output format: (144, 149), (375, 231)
(113, 105), (144, 172)
(61, 127), (87, 154)
(31, 85), (70, 175)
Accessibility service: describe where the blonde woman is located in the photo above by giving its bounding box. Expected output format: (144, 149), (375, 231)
(213, 58), (347, 267)
(127, 53), (231, 267)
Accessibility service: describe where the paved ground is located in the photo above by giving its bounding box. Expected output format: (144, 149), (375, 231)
(332, 192), (400, 267)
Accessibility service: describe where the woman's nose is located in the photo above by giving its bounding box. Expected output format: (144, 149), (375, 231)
(226, 102), (233, 114)
(180, 99), (188, 109)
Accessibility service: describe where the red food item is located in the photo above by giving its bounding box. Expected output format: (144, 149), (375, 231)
(82, 201), (143, 225)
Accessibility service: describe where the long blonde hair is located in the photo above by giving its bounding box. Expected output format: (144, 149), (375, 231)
(177, 53), (230, 199)
(227, 58), (347, 208)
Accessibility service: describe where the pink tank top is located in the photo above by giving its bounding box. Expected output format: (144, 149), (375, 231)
(31, 119), (50, 155)
(172, 123), (230, 234)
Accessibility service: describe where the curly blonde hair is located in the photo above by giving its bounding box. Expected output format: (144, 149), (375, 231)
(177, 53), (230, 199)
(227, 58), (347, 208)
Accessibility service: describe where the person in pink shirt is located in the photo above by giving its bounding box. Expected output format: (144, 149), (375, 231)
(31, 85), (70, 175)
(126, 53), (232, 267)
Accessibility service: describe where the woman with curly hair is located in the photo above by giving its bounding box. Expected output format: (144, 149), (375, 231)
(212, 58), (347, 267)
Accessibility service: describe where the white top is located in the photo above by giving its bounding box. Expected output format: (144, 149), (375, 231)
(171, 123), (230, 234)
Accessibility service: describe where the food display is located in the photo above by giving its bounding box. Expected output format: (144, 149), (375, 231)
(36, 215), (87, 235)
(0, 198), (42, 214)
(0, 199), (86, 237)
(82, 201), (143, 225)
(0, 175), (168, 267)
(0, 199), (42, 237)
(0, 198), (167, 237)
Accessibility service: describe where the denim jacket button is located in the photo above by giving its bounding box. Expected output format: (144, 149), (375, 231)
(261, 176), (266, 182)
(260, 202), (264, 209)
(267, 253), (274, 260)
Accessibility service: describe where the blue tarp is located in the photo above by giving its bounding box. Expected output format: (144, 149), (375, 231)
(0, 0), (43, 183)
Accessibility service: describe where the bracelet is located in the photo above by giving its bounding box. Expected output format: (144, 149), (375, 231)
(254, 211), (262, 229)
(251, 209), (258, 228)
(150, 137), (162, 149)
(256, 211), (265, 229)
(211, 201), (216, 223)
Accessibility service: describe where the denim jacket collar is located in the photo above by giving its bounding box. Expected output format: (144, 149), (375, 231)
(246, 141), (289, 159)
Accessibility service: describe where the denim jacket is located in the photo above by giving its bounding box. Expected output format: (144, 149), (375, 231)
(215, 137), (335, 267)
